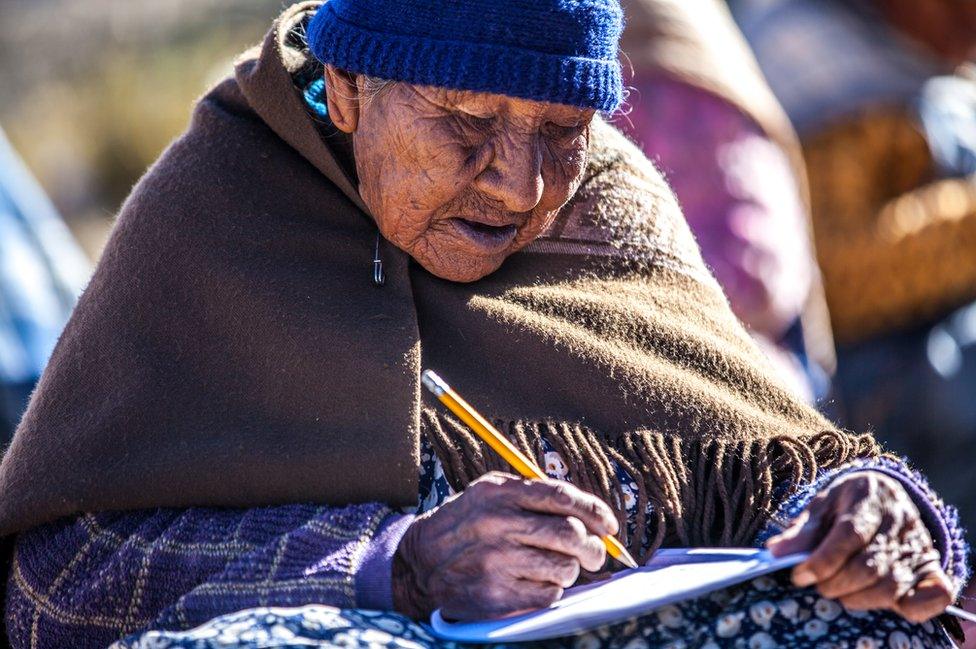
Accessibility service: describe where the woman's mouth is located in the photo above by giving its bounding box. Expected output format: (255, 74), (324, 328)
(449, 218), (519, 254)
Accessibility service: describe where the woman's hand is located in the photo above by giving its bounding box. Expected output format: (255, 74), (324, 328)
(767, 471), (953, 622)
(392, 472), (617, 621)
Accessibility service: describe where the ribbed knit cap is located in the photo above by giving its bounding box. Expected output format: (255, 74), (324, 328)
(306, 0), (624, 112)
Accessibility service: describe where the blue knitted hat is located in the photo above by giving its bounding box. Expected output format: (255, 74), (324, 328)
(305, 0), (624, 112)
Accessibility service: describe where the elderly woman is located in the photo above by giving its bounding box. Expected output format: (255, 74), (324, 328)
(1, 1), (968, 648)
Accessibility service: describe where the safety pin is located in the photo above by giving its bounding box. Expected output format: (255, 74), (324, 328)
(373, 232), (386, 287)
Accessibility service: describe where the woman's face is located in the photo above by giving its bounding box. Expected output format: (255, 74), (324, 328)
(325, 67), (594, 282)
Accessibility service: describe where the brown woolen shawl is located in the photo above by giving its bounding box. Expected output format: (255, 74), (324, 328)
(0, 2), (879, 561)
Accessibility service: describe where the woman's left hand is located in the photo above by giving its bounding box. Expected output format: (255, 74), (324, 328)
(767, 471), (954, 623)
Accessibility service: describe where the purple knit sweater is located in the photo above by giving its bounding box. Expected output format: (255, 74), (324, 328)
(4, 457), (969, 649)
(5, 504), (414, 649)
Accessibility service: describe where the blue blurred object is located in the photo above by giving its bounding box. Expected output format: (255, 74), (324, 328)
(917, 72), (976, 178)
(0, 127), (90, 440)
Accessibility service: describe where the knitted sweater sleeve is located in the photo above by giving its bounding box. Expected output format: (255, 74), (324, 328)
(5, 504), (414, 649)
(755, 457), (970, 595)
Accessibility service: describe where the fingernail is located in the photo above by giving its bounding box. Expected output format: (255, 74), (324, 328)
(793, 568), (816, 587)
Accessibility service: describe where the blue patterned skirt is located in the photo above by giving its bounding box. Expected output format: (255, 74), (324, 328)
(113, 571), (952, 649)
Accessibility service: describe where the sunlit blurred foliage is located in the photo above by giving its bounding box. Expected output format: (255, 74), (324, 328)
(0, 1), (302, 258)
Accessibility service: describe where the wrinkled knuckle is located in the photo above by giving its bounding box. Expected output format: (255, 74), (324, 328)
(546, 480), (575, 506)
(557, 558), (581, 586)
(878, 576), (901, 600)
(545, 519), (580, 553)
(806, 559), (833, 582)
(563, 516), (588, 543)
(579, 495), (603, 519)
(534, 584), (563, 607)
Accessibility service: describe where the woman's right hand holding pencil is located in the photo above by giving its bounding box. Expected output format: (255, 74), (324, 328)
(392, 472), (618, 621)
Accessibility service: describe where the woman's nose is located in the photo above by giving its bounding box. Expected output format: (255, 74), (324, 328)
(474, 135), (545, 214)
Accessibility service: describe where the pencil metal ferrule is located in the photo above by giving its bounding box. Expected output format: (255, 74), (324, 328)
(421, 370), (447, 397)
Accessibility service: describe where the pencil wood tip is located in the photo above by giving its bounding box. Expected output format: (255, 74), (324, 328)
(618, 553), (640, 570)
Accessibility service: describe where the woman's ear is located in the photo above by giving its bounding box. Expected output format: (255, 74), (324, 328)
(324, 65), (360, 133)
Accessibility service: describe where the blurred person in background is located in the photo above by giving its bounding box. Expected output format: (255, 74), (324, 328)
(0, 126), (89, 442)
(731, 0), (976, 632)
(617, 0), (834, 404)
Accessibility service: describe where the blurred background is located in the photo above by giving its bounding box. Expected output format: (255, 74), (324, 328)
(0, 0), (299, 259)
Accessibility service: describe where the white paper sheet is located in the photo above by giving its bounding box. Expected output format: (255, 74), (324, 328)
(428, 548), (808, 643)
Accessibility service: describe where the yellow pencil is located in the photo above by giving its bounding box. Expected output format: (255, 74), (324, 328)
(421, 369), (639, 571)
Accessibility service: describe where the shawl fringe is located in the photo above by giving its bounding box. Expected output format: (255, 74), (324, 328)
(423, 409), (881, 563)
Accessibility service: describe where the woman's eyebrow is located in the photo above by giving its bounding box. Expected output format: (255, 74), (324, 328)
(545, 108), (591, 124)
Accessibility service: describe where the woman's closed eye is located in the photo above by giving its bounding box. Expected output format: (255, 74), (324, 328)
(458, 109), (496, 130)
(543, 120), (587, 143)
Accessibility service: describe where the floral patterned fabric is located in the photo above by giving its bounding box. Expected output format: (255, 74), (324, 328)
(113, 574), (952, 648)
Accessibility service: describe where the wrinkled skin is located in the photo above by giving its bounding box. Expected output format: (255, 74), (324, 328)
(323, 65), (593, 282)
(392, 473), (616, 620)
(324, 67), (952, 624)
(397, 470), (952, 622)
(769, 471), (953, 623)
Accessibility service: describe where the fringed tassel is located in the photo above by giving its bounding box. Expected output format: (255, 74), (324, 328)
(422, 409), (881, 562)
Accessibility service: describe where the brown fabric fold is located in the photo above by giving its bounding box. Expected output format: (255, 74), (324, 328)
(0, 3), (879, 552)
